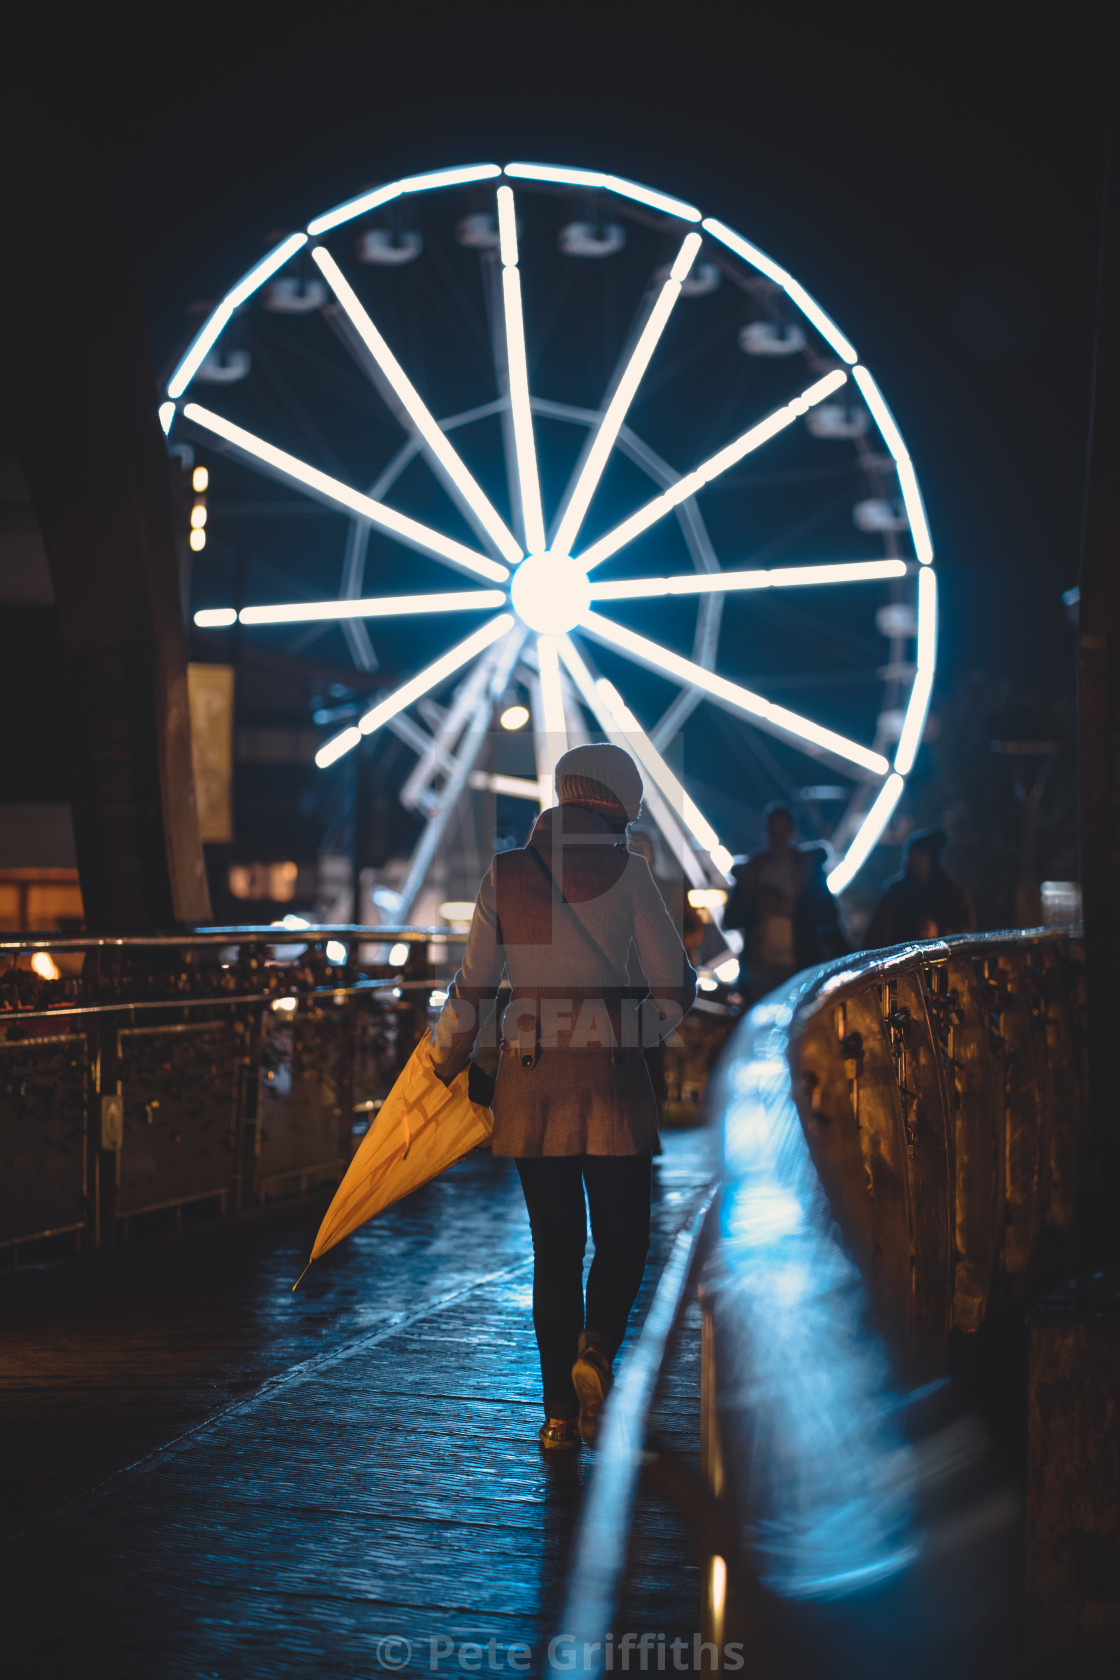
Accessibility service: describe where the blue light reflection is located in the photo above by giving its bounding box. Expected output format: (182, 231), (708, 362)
(711, 994), (917, 1600)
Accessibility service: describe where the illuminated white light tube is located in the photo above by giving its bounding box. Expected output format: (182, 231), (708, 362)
(317, 726), (362, 768)
(851, 366), (933, 565)
(915, 560), (937, 669)
(496, 188), (546, 555)
(827, 773), (904, 894)
(307, 182), (402, 237)
(310, 246), (522, 565)
(504, 162), (608, 189)
(896, 455), (934, 566)
(167, 300), (233, 400)
(316, 615), (513, 768)
(225, 233), (309, 309)
(159, 402), (175, 435)
(556, 636), (708, 889)
(602, 173), (701, 223)
(496, 184), (519, 268)
(534, 634), (569, 808)
(504, 163), (700, 222)
(892, 567), (937, 775)
(576, 370), (848, 572)
(306, 164), (501, 238)
(580, 609), (889, 775)
(230, 590), (505, 626)
(182, 403), (509, 584)
(166, 233), (307, 399)
(401, 639), (505, 810)
(357, 615), (513, 739)
(588, 559), (908, 601)
(468, 770), (540, 801)
(552, 231), (703, 559)
(701, 218), (859, 365)
(892, 668), (933, 779)
(537, 635), (568, 743)
(194, 608), (238, 628)
(592, 675), (734, 881)
(669, 235), (703, 283)
(699, 217), (787, 285)
(779, 277), (859, 366)
(850, 365), (907, 460)
(401, 163), (502, 194)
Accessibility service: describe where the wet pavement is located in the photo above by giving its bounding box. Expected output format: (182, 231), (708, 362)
(1, 1130), (712, 1678)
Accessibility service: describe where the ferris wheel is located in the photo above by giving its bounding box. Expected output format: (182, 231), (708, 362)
(163, 160), (936, 919)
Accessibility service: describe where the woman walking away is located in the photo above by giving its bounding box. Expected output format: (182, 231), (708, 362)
(429, 744), (697, 1450)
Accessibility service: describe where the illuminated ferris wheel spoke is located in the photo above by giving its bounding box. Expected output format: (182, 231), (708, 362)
(558, 636), (733, 882)
(182, 404), (509, 585)
(574, 369), (848, 574)
(310, 246), (523, 567)
(489, 622), (531, 703)
(556, 636), (709, 890)
(592, 677), (735, 879)
(586, 559), (910, 602)
(315, 613), (514, 767)
(531, 634), (569, 810)
(195, 588), (507, 629)
(551, 231), (703, 558)
(400, 635), (509, 812)
(579, 609), (889, 776)
(496, 186), (546, 554)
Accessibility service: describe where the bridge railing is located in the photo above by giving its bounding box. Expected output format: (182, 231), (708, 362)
(562, 926), (1085, 1674)
(1, 922), (740, 1266)
(0, 925), (452, 1260)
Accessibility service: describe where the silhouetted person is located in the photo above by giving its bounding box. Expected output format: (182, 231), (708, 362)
(724, 803), (807, 1001)
(865, 828), (973, 949)
(794, 843), (850, 966)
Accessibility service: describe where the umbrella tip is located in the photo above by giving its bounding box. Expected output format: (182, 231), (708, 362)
(291, 1262), (312, 1293)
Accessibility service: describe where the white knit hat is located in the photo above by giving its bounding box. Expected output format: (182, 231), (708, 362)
(554, 743), (643, 822)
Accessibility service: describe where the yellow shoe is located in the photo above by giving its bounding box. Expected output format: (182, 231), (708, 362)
(571, 1343), (612, 1445)
(539, 1417), (580, 1451)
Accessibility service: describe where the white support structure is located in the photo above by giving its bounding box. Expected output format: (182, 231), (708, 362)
(395, 694), (495, 921)
(400, 636), (509, 811)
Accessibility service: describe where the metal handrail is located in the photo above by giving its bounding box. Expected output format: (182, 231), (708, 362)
(560, 1189), (718, 1660)
(0, 924), (457, 954)
(0, 924), (469, 1025)
(561, 925), (1083, 1672)
(0, 923), (467, 1258)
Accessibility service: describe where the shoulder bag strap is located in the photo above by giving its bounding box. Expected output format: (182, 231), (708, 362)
(525, 841), (616, 973)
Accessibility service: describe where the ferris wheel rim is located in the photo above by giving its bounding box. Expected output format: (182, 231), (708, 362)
(163, 160), (937, 898)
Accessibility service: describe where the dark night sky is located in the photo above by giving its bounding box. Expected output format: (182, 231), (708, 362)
(87, 2), (1105, 699)
(8, 2), (1108, 893)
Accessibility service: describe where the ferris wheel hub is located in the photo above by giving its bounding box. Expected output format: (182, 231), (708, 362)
(509, 551), (590, 635)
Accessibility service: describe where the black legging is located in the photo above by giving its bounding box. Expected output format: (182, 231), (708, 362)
(515, 1153), (652, 1419)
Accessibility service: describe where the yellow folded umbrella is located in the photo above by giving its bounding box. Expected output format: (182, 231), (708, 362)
(294, 1031), (493, 1287)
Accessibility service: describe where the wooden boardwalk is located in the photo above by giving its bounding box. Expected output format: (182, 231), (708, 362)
(1, 1133), (710, 1678)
